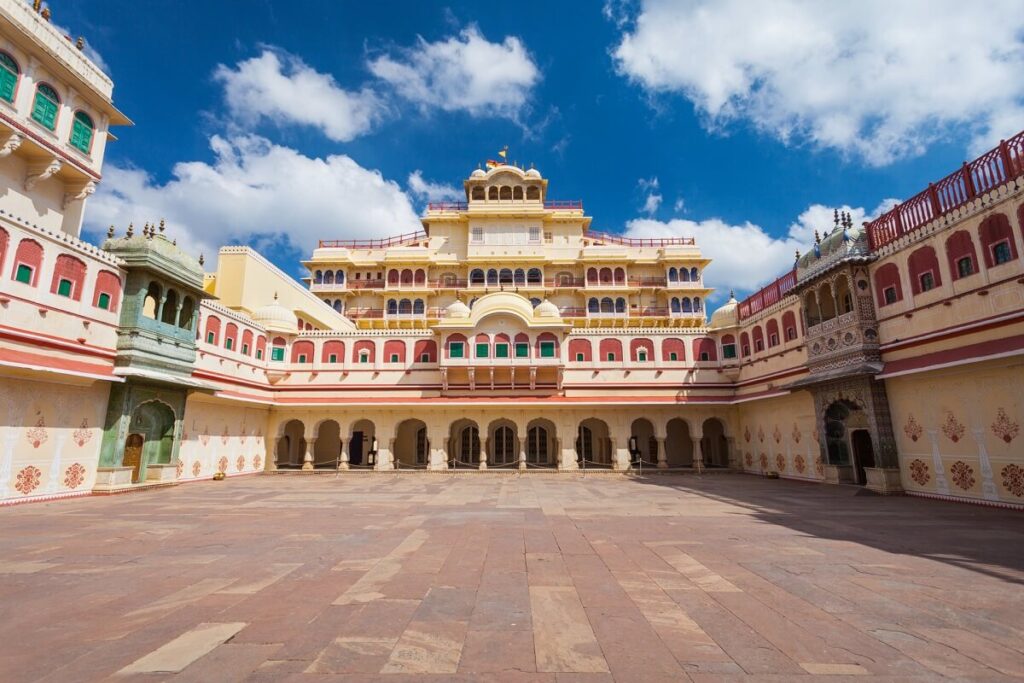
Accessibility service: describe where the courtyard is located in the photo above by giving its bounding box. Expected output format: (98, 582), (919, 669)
(0, 473), (1022, 682)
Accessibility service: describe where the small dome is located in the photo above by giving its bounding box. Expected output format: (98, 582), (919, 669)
(708, 292), (739, 330)
(252, 293), (297, 333)
(525, 167), (541, 178)
(534, 299), (559, 318)
(446, 300), (471, 318)
(471, 168), (486, 178)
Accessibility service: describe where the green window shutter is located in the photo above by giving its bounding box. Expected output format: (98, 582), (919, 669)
(225, 338), (233, 350)
(450, 343), (464, 358)
(97, 292), (111, 310)
(495, 343), (509, 358)
(32, 87), (59, 130)
(256, 349), (263, 360)
(242, 344), (249, 355)
(271, 347), (284, 361)
(328, 354), (337, 363)
(476, 343), (489, 358)
(515, 343), (529, 358)
(298, 354), (307, 363)
(57, 278), (72, 297)
(206, 331), (215, 344)
(70, 115), (93, 153)
(541, 341), (555, 358)
(15, 264), (33, 284)
(0, 69), (15, 103)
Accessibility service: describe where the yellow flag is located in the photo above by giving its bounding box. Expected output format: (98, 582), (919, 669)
(498, 146), (508, 159)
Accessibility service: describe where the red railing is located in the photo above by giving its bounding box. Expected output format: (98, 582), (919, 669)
(318, 231), (427, 249)
(424, 200), (584, 211)
(346, 279), (386, 290)
(867, 131), (1024, 250)
(738, 269), (797, 320)
(584, 230), (696, 247)
(544, 200), (584, 210)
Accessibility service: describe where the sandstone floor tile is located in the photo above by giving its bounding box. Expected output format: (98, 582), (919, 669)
(118, 621), (247, 674)
(530, 586), (608, 673)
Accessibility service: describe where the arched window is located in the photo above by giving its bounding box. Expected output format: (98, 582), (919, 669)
(569, 338), (592, 362)
(873, 262), (903, 307)
(692, 337), (717, 362)
(500, 186), (512, 200)
(662, 338), (685, 361)
(353, 340), (375, 363)
(945, 230), (978, 280)
(401, 269), (413, 285)
(31, 83), (60, 130)
(499, 268), (513, 285)
(527, 268), (542, 284)
(630, 338), (653, 361)
(223, 322), (238, 351)
(472, 186), (485, 200)
(0, 51), (18, 103)
(668, 267), (678, 282)
(383, 340), (405, 363)
(161, 289), (179, 325)
(693, 297), (702, 312)
(470, 269), (484, 285)
(782, 310), (798, 341)
(493, 425), (516, 463)
(204, 315), (221, 345)
(256, 336), (267, 360)
(690, 267), (699, 281)
(446, 334), (467, 359)
(979, 213), (1018, 267)
(600, 297), (614, 313)
(322, 340), (344, 363)
(514, 268), (525, 285)
(324, 270), (334, 285)
(614, 267), (625, 284)
(599, 267), (612, 284)
(414, 269), (425, 285)
(670, 297), (681, 313)
(387, 269), (399, 285)
(680, 268), (690, 282)
(70, 111), (94, 154)
(908, 245), (942, 294)
(752, 325), (765, 352)
(93, 270), (122, 312)
(143, 281), (161, 319)
(721, 334), (737, 359)
(12, 238), (43, 286)
(270, 336), (286, 362)
(290, 340), (314, 363)
(588, 297), (599, 313)
(740, 332), (751, 357)
(766, 319), (780, 347)
(486, 269), (498, 285)
(586, 267), (598, 283)
(530, 297), (541, 307)
(488, 186), (498, 200)
(386, 299), (397, 315)
(526, 186), (540, 200)
(332, 300), (342, 313)
(398, 298), (412, 314)
(599, 338), (622, 362)
(336, 270), (345, 283)
(414, 339), (437, 363)
(681, 297), (692, 313)
(615, 297), (626, 313)
(241, 329), (254, 355)
(314, 270), (323, 284)
(528, 426), (548, 462)
(50, 254), (86, 300)
(413, 299), (425, 314)
(512, 186), (523, 200)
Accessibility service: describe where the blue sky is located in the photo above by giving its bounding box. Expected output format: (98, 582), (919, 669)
(56, 0), (1024, 304)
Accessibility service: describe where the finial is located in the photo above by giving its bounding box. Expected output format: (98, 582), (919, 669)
(158, 218), (165, 233)
(126, 222), (134, 237)
(76, 37), (84, 50)
(273, 291), (278, 301)
(795, 249), (800, 261)
(833, 208), (839, 229)
(172, 239), (177, 246)
(40, 7), (50, 21)
(729, 289), (735, 299)
(32, 0), (41, 12)
(199, 253), (205, 266)
(814, 230), (821, 243)
(106, 225), (114, 238)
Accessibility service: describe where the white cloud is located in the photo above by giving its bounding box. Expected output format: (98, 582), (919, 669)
(407, 170), (462, 202)
(623, 199), (895, 298)
(368, 26), (540, 120)
(85, 135), (420, 262)
(637, 176), (662, 215)
(673, 197), (685, 213)
(612, 0), (1024, 165)
(213, 49), (384, 142)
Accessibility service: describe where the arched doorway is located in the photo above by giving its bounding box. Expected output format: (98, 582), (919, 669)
(488, 420), (518, 466)
(314, 420), (342, 469)
(395, 419), (429, 468)
(701, 418), (729, 468)
(576, 418), (611, 466)
(630, 418), (656, 464)
(277, 419), (305, 468)
(526, 418), (556, 467)
(824, 401), (874, 485)
(349, 419), (376, 467)
(665, 418), (694, 467)
(449, 419), (480, 467)
(122, 400), (175, 482)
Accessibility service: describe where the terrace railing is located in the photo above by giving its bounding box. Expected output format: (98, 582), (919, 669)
(318, 231), (427, 249)
(584, 231), (696, 247)
(738, 269), (797, 321)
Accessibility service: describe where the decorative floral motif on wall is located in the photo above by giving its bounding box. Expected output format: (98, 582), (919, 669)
(791, 424), (801, 444)
(903, 414), (923, 442)
(794, 453), (806, 474)
(221, 426), (230, 445)
(1000, 464), (1024, 497)
(217, 456), (228, 474)
(991, 408), (1019, 444)
(240, 424), (248, 444)
(175, 459), (184, 478)
(744, 427), (751, 443)
(15, 465), (41, 494)
(26, 415), (48, 449)
(772, 426), (781, 444)
(63, 462), (86, 489)
(236, 455), (245, 472)
(744, 452), (753, 467)
(949, 461), (975, 490)
(815, 456), (824, 477)
(757, 427), (765, 443)
(200, 427), (210, 446)
(192, 461), (202, 477)
(942, 413), (965, 443)
(909, 459), (930, 486)
(812, 429), (820, 444)
(758, 453), (768, 470)
(775, 454), (786, 472)
(253, 454), (262, 470)
(73, 419), (91, 447)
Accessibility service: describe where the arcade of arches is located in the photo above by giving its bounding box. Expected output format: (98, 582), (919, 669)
(269, 411), (734, 471)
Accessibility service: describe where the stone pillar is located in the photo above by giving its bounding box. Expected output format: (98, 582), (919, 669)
(518, 435), (527, 471)
(691, 436), (703, 469)
(927, 429), (950, 494)
(726, 436), (738, 469)
(612, 438), (631, 471)
(302, 438), (316, 471)
(656, 436), (668, 469)
(558, 437), (578, 471)
(337, 437), (348, 470)
(374, 437), (392, 471)
(478, 437), (488, 470)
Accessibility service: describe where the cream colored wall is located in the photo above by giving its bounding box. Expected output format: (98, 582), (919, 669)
(176, 395), (271, 480)
(885, 357), (1024, 505)
(736, 390), (821, 481)
(0, 374), (110, 503)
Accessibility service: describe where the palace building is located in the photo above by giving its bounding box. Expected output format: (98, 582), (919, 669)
(1, 0), (1022, 508)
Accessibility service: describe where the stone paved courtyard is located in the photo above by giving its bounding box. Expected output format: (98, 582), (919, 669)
(1, 473), (1022, 682)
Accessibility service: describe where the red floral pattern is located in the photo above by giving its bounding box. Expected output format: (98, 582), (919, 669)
(15, 465), (41, 494)
(221, 426), (230, 445)
(815, 456), (824, 476)
(758, 453), (768, 470)
(942, 413), (965, 443)
(26, 416), (48, 449)
(1000, 464), (1024, 497)
(744, 452), (753, 467)
(236, 455), (245, 472)
(743, 426), (751, 443)
(791, 424), (801, 444)
(794, 453), (806, 473)
(217, 456), (228, 474)
(192, 461), (201, 477)
(63, 462), (86, 489)
(757, 426), (765, 443)
(991, 408), (1019, 444)
(775, 453), (785, 472)
(200, 427), (210, 446)
(73, 418), (91, 447)
(175, 459), (184, 478)
(949, 460), (975, 490)
(253, 454), (262, 470)
(909, 459), (930, 486)
(903, 414), (922, 442)
(772, 426), (781, 444)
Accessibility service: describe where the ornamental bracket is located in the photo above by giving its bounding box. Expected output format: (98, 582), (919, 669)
(0, 132), (23, 158)
(25, 156), (61, 190)
(63, 179), (96, 208)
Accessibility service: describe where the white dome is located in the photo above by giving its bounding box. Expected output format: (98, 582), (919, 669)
(471, 168), (486, 178)
(534, 299), (559, 318)
(446, 300), (471, 318)
(525, 167), (541, 178)
(252, 294), (298, 333)
(708, 292), (739, 330)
